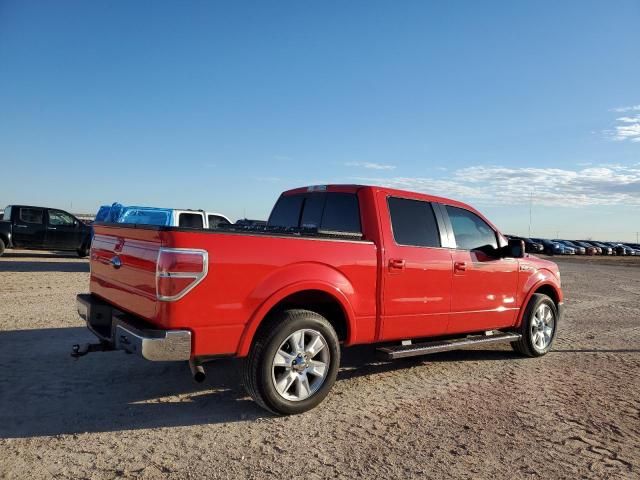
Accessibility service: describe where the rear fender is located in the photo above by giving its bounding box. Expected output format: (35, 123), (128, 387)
(236, 263), (358, 357)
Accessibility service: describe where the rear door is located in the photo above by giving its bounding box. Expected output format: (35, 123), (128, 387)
(443, 205), (519, 334)
(46, 209), (82, 249)
(379, 194), (453, 340)
(12, 207), (46, 247)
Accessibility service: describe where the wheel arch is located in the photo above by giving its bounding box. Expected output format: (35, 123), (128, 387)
(236, 282), (356, 357)
(515, 278), (562, 328)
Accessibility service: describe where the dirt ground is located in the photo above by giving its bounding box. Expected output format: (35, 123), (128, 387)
(0, 251), (638, 479)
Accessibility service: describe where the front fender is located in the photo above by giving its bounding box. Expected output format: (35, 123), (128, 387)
(236, 262), (361, 357)
(515, 268), (563, 327)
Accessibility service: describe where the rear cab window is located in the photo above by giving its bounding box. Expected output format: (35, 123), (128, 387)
(268, 192), (362, 235)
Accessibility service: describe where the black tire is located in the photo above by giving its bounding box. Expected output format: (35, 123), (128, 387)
(77, 245), (89, 258)
(243, 309), (340, 415)
(0, 237), (5, 257)
(511, 293), (558, 357)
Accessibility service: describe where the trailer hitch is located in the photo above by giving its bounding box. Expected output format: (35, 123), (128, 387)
(71, 342), (114, 358)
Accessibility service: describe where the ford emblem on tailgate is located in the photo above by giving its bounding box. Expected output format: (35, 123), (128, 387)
(110, 256), (122, 269)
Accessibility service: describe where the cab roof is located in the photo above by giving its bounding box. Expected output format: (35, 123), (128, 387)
(281, 184), (478, 213)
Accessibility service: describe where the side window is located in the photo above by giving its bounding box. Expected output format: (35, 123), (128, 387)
(445, 205), (497, 250)
(19, 208), (44, 224)
(48, 210), (75, 226)
(321, 193), (361, 233)
(268, 195), (305, 228)
(207, 215), (230, 228)
(388, 197), (440, 247)
(179, 213), (204, 229)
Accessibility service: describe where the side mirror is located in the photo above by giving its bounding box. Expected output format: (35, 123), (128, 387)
(505, 239), (525, 258)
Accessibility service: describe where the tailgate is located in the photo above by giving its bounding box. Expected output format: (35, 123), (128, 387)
(90, 225), (162, 322)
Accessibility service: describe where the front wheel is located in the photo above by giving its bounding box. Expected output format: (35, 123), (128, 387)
(0, 237), (5, 257)
(511, 293), (558, 357)
(243, 309), (340, 415)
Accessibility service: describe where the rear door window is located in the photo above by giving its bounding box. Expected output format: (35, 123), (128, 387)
(388, 197), (440, 247)
(19, 208), (44, 224)
(445, 205), (497, 250)
(179, 213), (204, 229)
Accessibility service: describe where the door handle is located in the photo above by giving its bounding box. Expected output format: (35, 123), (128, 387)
(47, 227), (57, 230)
(15, 225), (27, 228)
(454, 261), (467, 272)
(388, 258), (406, 270)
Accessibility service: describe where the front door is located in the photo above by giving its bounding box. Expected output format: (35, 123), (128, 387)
(12, 207), (46, 248)
(380, 194), (453, 340)
(46, 209), (81, 250)
(443, 205), (519, 334)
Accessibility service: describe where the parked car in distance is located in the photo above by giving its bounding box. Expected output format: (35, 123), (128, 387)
(75, 184), (564, 414)
(619, 244), (640, 255)
(530, 238), (565, 255)
(0, 205), (92, 257)
(554, 240), (586, 255)
(604, 242), (630, 256)
(234, 218), (267, 227)
(573, 241), (598, 256)
(506, 235), (544, 254)
(585, 241), (613, 255)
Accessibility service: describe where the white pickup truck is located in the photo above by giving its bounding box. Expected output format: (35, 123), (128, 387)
(96, 204), (231, 229)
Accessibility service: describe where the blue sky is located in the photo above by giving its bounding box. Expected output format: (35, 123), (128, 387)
(1, 1), (639, 241)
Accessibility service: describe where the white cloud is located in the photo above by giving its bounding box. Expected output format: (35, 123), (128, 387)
(354, 164), (640, 207)
(604, 107), (640, 143)
(345, 161), (396, 170)
(611, 105), (640, 113)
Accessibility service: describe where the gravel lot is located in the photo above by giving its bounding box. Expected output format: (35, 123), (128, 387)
(1, 251), (639, 479)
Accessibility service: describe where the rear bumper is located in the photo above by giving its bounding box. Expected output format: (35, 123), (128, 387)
(76, 293), (191, 361)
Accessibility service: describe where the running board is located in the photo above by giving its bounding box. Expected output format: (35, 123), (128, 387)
(376, 332), (521, 360)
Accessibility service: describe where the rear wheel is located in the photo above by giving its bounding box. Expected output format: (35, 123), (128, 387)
(77, 244), (89, 257)
(0, 237), (5, 257)
(243, 309), (340, 415)
(511, 293), (557, 357)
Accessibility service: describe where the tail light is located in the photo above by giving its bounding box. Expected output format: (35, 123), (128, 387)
(156, 248), (208, 301)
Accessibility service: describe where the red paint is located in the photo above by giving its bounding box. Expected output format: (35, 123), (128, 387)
(89, 185), (563, 358)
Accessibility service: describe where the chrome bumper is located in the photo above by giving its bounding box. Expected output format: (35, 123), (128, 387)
(76, 294), (192, 361)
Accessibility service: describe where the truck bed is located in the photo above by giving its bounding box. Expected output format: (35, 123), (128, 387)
(90, 223), (378, 356)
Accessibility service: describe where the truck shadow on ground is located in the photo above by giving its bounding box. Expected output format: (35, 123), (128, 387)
(0, 327), (562, 439)
(1, 252), (82, 259)
(0, 260), (89, 273)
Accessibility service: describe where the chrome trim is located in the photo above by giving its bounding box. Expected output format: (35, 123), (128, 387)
(155, 248), (209, 302)
(114, 324), (192, 361)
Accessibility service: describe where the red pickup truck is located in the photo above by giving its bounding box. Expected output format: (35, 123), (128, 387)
(75, 185), (563, 414)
